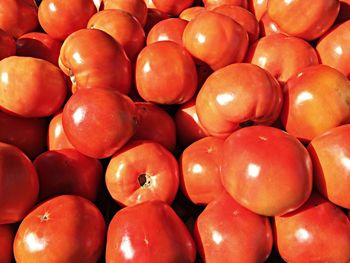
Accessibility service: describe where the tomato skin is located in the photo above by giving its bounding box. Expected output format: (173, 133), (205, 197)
(195, 191), (272, 263)
(203, 0), (248, 10)
(259, 11), (282, 36)
(0, 56), (67, 118)
(14, 195), (106, 263)
(48, 112), (74, 151)
(38, 0), (96, 41)
(152, 0), (194, 16)
(144, 8), (170, 34)
(274, 193), (350, 263)
(281, 65), (350, 143)
(0, 143), (39, 224)
(221, 126), (313, 216)
(179, 6), (205, 21)
(0, 29), (15, 60)
(248, 0), (267, 21)
(0, 225), (15, 263)
(183, 11), (248, 70)
(62, 88), (137, 159)
(106, 200), (196, 263)
(59, 29), (131, 94)
(105, 140), (179, 206)
(135, 41), (197, 104)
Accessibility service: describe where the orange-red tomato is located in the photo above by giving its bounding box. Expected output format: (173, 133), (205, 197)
(152, 0), (194, 16)
(203, 0), (248, 10)
(106, 200), (196, 263)
(221, 126), (313, 216)
(62, 88), (137, 159)
(0, 143), (39, 224)
(0, 56), (67, 117)
(259, 11), (282, 36)
(179, 6), (205, 21)
(87, 9), (145, 62)
(136, 41), (197, 104)
(38, 0), (96, 41)
(281, 65), (350, 143)
(59, 29), (131, 94)
(14, 195), (106, 263)
(105, 140), (179, 206)
(0, 29), (15, 60)
(0, 225), (14, 263)
(183, 11), (248, 70)
(48, 112), (74, 151)
(274, 193), (350, 263)
(195, 191), (273, 263)
(248, 0), (267, 21)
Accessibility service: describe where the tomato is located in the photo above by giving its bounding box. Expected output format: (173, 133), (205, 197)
(221, 126), (313, 216)
(180, 136), (225, 205)
(152, 0), (194, 16)
(62, 88), (137, 159)
(105, 140), (179, 206)
(248, 0), (267, 21)
(183, 11), (248, 70)
(14, 195), (106, 263)
(0, 56), (67, 117)
(0, 225), (15, 263)
(135, 41), (197, 104)
(196, 63), (282, 138)
(48, 112), (74, 151)
(87, 9), (145, 62)
(0, 143), (39, 224)
(195, 191), (272, 263)
(38, 0), (96, 41)
(59, 29), (131, 94)
(274, 193), (350, 263)
(281, 65), (350, 143)
(203, 0), (248, 10)
(259, 11), (282, 36)
(106, 200), (196, 263)
(179, 6), (205, 21)
(0, 29), (15, 60)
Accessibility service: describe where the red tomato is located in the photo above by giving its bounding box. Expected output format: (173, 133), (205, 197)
(38, 0), (96, 41)
(0, 143), (39, 224)
(180, 136), (225, 205)
(203, 0), (248, 10)
(248, 0), (267, 21)
(59, 29), (131, 94)
(258, 11), (282, 36)
(106, 200), (196, 263)
(87, 9), (145, 62)
(16, 32), (62, 66)
(0, 225), (15, 263)
(62, 88), (137, 159)
(0, 56), (67, 117)
(308, 124), (350, 209)
(14, 195), (106, 263)
(267, 0), (339, 40)
(179, 6), (205, 21)
(105, 140), (179, 206)
(48, 112), (74, 151)
(132, 102), (176, 151)
(221, 126), (313, 216)
(274, 193), (350, 263)
(281, 65), (350, 143)
(183, 11), (248, 70)
(152, 0), (194, 16)
(135, 41), (197, 104)
(196, 63), (282, 138)
(195, 191), (272, 263)
(0, 29), (15, 60)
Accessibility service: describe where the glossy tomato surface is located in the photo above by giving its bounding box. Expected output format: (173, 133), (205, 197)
(47, 112), (74, 151)
(152, 0), (194, 16)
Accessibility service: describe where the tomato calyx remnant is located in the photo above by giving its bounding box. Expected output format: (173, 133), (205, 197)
(39, 212), (50, 222)
(138, 173), (152, 188)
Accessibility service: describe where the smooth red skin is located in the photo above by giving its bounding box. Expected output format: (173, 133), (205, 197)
(267, 0), (339, 40)
(62, 88), (137, 159)
(144, 8), (170, 33)
(34, 149), (103, 202)
(258, 11), (282, 37)
(175, 98), (210, 147)
(317, 20), (350, 79)
(307, 124), (350, 209)
(105, 140), (179, 206)
(59, 29), (131, 94)
(203, 0), (248, 10)
(48, 112), (74, 151)
(0, 225), (14, 263)
(87, 10), (145, 62)
(0, 56), (67, 118)
(0, 111), (47, 160)
(195, 191), (272, 263)
(213, 5), (259, 44)
(281, 65), (350, 143)
(0, 143), (39, 224)
(274, 193), (350, 263)
(183, 11), (249, 70)
(136, 41), (197, 104)
(196, 63), (282, 138)
(147, 18), (188, 46)
(248, 0), (267, 21)
(0, 0), (38, 38)
(106, 200), (196, 263)
(38, 0), (96, 41)
(222, 126), (313, 216)
(246, 34), (319, 85)
(0, 29), (15, 60)
(179, 6), (206, 21)
(180, 137), (225, 205)
(152, 0), (194, 16)
(16, 32), (62, 66)
(336, 0), (350, 24)
(132, 102), (176, 151)
(14, 195), (106, 263)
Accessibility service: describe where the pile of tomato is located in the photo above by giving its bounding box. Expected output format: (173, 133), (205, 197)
(1, 0), (350, 262)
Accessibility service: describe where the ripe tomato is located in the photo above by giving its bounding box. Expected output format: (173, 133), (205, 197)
(0, 225), (15, 263)
(203, 0), (248, 10)
(152, 0), (194, 16)
(179, 6), (205, 21)
(47, 112), (74, 151)
(248, 0), (267, 21)
(0, 29), (15, 60)
(259, 11), (282, 36)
